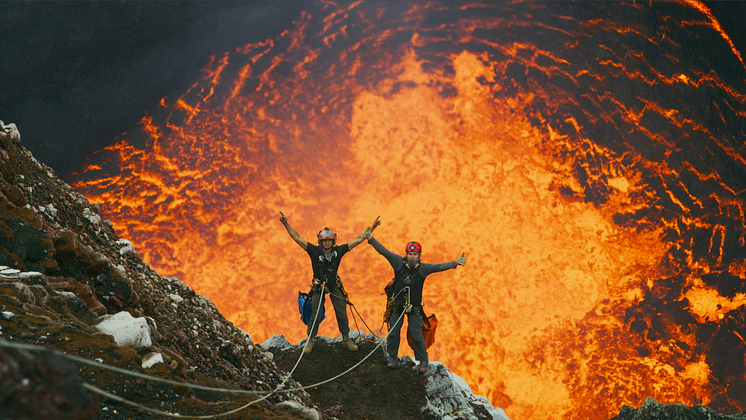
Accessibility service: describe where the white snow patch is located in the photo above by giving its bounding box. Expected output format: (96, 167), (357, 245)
(272, 400), (321, 420)
(95, 311), (153, 349)
(1, 311), (14, 320)
(116, 239), (137, 256)
(262, 334), (293, 351)
(141, 352), (164, 369)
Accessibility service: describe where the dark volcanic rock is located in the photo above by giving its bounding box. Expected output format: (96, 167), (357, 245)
(0, 347), (99, 420)
(0, 120), (315, 419)
(611, 397), (746, 420)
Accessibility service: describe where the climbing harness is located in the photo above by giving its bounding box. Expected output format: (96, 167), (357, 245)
(298, 273), (351, 326)
(382, 270), (414, 330)
(326, 288), (379, 345)
(381, 260), (439, 349)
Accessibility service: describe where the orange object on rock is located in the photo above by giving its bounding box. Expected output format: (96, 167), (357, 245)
(407, 313), (438, 350)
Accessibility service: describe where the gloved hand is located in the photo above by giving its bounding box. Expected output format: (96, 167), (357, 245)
(456, 252), (466, 266)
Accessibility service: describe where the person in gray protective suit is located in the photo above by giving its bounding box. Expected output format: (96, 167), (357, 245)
(363, 219), (466, 373)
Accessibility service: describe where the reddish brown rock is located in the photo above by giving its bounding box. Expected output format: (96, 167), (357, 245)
(84, 294), (107, 316)
(39, 258), (59, 273)
(47, 276), (74, 292)
(54, 229), (78, 259)
(85, 252), (109, 275)
(48, 276), (107, 316)
(2, 184), (26, 207)
(107, 295), (123, 309)
(0, 130), (10, 149)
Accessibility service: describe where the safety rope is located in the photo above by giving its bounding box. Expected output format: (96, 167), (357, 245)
(379, 286), (412, 332)
(82, 382), (261, 419)
(0, 308), (408, 419)
(0, 282), (410, 419)
(327, 289), (379, 342)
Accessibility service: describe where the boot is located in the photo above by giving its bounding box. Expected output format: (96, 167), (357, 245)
(303, 337), (315, 354)
(342, 334), (358, 352)
(387, 356), (397, 368)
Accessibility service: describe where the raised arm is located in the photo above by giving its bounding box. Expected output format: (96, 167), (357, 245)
(348, 215), (381, 250)
(368, 237), (404, 270)
(279, 212), (308, 250)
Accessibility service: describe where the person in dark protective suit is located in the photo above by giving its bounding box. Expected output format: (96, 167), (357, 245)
(280, 212), (379, 354)
(363, 219), (466, 373)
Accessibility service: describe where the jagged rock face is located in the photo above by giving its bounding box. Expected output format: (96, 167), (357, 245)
(0, 121), (314, 418)
(610, 398), (746, 420)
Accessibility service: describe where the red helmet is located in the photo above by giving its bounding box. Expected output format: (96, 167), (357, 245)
(405, 241), (422, 254)
(317, 227), (337, 244)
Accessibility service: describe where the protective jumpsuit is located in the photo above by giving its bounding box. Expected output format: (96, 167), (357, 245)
(368, 237), (458, 364)
(305, 243), (352, 338)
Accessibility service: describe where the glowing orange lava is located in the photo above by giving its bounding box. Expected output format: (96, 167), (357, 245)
(73, 2), (746, 419)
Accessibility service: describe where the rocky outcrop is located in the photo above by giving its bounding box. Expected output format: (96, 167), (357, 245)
(0, 121), (315, 419)
(611, 398), (746, 420)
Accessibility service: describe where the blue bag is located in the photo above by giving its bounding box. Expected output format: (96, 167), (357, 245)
(298, 291), (325, 326)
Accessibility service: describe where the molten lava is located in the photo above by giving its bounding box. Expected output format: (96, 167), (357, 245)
(73, 2), (746, 419)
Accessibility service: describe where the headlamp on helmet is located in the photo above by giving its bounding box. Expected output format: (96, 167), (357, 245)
(317, 227), (337, 245)
(405, 241), (422, 254)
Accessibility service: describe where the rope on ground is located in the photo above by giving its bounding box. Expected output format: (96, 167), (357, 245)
(0, 308), (407, 419)
(0, 338), (263, 395)
(0, 286), (407, 419)
(293, 309), (406, 392)
(82, 382), (263, 419)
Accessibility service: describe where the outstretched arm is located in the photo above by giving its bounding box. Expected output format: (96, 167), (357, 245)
(420, 252), (467, 276)
(279, 212), (308, 250)
(348, 215), (381, 250)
